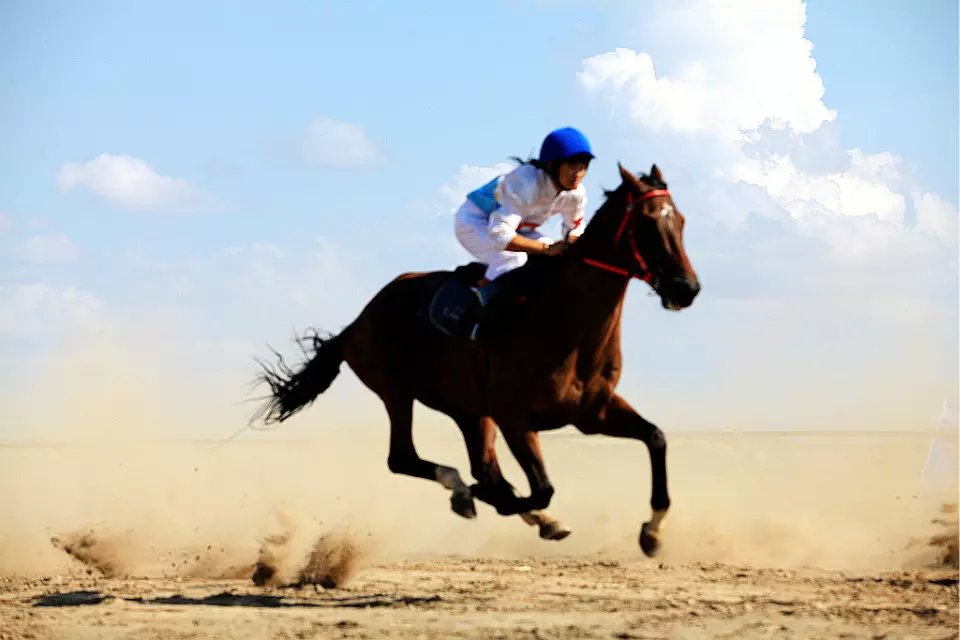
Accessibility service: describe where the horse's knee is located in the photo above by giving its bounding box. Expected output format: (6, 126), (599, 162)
(646, 425), (666, 451)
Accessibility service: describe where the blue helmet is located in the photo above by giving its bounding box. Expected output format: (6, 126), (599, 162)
(538, 127), (594, 163)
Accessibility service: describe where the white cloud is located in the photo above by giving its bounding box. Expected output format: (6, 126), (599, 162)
(11, 233), (80, 265)
(0, 283), (102, 334)
(577, 0), (957, 261)
(730, 149), (907, 225)
(301, 117), (382, 168)
(914, 191), (959, 246)
(439, 162), (514, 212)
(579, 0), (835, 141)
(57, 154), (206, 212)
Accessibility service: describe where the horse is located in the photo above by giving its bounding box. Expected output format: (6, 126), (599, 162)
(254, 163), (700, 556)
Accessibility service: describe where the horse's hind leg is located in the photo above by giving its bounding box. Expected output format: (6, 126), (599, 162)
(453, 416), (570, 540)
(383, 395), (477, 519)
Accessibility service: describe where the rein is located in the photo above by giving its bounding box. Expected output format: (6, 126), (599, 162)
(582, 189), (670, 284)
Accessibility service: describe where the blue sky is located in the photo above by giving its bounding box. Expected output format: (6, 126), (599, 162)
(1, 0), (957, 440)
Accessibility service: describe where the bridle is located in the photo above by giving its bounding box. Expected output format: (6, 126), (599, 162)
(581, 188), (671, 285)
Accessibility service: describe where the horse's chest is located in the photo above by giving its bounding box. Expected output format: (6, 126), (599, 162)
(571, 363), (621, 409)
(518, 357), (620, 411)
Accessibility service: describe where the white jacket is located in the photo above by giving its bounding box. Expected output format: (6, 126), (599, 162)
(464, 164), (587, 249)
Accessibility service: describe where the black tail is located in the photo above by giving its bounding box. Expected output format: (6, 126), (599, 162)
(253, 328), (346, 425)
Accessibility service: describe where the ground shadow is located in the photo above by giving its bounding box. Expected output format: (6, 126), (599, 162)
(35, 591), (112, 607)
(35, 591), (442, 609)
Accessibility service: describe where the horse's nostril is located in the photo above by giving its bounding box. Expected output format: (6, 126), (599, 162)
(672, 276), (700, 296)
(666, 276), (700, 308)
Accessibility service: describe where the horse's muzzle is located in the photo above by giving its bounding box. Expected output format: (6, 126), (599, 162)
(660, 275), (700, 310)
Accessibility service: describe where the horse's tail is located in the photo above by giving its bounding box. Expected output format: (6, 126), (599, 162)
(252, 328), (347, 425)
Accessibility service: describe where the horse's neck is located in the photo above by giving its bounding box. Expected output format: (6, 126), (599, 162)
(534, 260), (628, 357)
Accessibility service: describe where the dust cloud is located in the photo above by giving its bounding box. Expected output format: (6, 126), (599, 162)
(1, 336), (957, 582)
(2, 427), (955, 580)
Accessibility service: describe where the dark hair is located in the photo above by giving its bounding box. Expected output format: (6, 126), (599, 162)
(511, 156), (548, 170)
(511, 153), (592, 172)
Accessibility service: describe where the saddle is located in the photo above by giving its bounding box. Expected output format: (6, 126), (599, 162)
(427, 262), (487, 338)
(426, 258), (552, 340)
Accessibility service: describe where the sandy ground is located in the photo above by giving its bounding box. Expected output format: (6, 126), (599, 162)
(1, 558), (958, 640)
(1, 429), (957, 639)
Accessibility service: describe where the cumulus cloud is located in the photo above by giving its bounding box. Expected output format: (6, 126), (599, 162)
(57, 154), (208, 213)
(10, 233), (81, 265)
(578, 0), (956, 261)
(0, 283), (102, 334)
(439, 162), (514, 212)
(301, 117), (382, 168)
(579, 0), (835, 141)
(730, 149), (907, 225)
(914, 191), (959, 246)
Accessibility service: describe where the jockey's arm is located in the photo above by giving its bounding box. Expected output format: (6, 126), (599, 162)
(505, 235), (553, 255)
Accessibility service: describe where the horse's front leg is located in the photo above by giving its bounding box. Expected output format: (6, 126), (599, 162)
(454, 415), (517, 515)
(574, 393), (670, 557)
(499, 427), (555, 513)
(455, 416), (570, 540)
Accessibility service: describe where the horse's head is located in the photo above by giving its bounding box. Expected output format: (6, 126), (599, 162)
(576, 164), (700, 310)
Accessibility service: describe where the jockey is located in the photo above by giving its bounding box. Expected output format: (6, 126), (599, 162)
(454, 126), (594, 304)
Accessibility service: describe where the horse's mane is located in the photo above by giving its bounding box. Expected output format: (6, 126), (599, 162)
(601, 172), (667, 199)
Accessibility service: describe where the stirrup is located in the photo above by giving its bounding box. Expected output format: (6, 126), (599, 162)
(471, 281), (499, 308)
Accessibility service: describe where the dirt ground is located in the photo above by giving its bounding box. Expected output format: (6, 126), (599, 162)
(1, 557), (957, 640)
(1, 429), (957, 639)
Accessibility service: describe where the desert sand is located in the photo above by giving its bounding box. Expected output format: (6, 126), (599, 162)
(1, 426), (957, 639)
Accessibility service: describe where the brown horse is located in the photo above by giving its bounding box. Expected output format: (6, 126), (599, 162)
(255, 163), (699, 556)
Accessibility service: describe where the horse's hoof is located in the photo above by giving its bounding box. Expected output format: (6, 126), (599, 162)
(451, 493), (477, 519)
(639, 522), (661, 557)
(539, 521), (572, 541)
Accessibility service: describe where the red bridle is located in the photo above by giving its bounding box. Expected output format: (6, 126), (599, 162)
(582, 189), (670, 284)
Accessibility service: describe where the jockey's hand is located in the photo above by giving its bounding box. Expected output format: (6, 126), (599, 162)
(544, 241), (569, 257)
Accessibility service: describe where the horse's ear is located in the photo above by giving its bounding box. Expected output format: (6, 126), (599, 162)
(650, 164), (664, 184)
(618, 162), (643, 191)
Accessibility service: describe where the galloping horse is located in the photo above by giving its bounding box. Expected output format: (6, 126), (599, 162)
(255, 163), (700, 555)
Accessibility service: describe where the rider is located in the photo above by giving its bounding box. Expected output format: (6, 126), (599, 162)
(454, 126), (594, 308)
(450, 127), (594, 491)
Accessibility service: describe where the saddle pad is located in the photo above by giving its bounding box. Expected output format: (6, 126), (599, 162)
(427, 278), (482, 337)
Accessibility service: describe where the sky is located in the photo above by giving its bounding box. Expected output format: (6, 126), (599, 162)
(0, 0), (957, 441)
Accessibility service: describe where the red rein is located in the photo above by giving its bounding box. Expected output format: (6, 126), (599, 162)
(583, 189), (670, 284)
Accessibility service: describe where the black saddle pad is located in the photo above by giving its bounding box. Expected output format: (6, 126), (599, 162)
(425, 259), (551, 340)
(427, 277), (482, 338)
